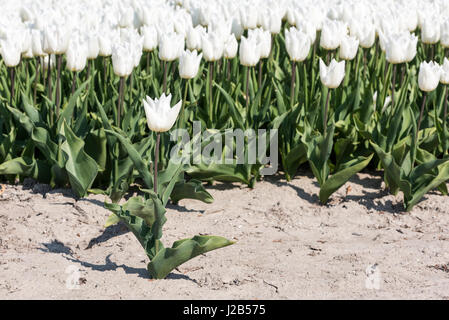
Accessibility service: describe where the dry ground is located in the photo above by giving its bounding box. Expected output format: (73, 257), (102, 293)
(1, 171), (449, 299)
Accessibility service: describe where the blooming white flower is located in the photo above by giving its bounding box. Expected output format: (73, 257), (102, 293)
(285, 27), (311, 62)
(143, 93), (182, 132)
(339, 35), (359, 60)
(418, 61), (441, 92)
(179, 50), (202, 79)
(319, 58), (345, 89)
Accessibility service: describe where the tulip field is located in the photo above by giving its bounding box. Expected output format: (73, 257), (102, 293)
(1, 0), (449, 282)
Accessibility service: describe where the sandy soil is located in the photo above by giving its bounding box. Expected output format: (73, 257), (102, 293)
(0, 171), (449, 300)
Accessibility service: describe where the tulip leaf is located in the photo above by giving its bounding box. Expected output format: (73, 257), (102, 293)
(319, 153), (374, 203)
(60, 120), (99, 197)
(147, 235), (235, 279)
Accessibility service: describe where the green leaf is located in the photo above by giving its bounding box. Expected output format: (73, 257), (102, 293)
(105, 129), (154, 190)
(147, 235), (235, 279)
(60, 120), (99, 197)
(319, 154), (374, 203)
(170, 179), (214, 204)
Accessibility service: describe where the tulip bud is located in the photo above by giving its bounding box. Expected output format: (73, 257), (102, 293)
(418, 61), (441, 92)
(186, 25), (206, 51)
(143, 93), (182, 132)
(285, 27), (311, 62)
(179, 49), (202, 79)
(141, 25), (158, 52)
(440, 19), (449, 48)
(319, 58), (345, 89)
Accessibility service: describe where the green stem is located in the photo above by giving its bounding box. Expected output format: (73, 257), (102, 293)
(290, 60), (296, 109)
(323, 88), (331, 134)
(180, 79), (189, 129)
(416, 92), (427, 142)
(154, 132), (160, 194)
(56, 54), (62, 117)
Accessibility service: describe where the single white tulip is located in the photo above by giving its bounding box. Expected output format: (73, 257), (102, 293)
(66, 37), (88, 72)
(239, 35), (260, 67)
(339, 35), (359, 60)
(179, 50), (202, 79)
(285, 27), (311, 62)
(223, 34), (238, 59)
(320, 19), (346, 50)
(421, 18), (440, 44)
(186, 25), (205, 51)
(202, 32), (224, 62)
(0, 39), (21, 67)
(440, 19), (449, 48)
(111, 43), (134, 77)
(87, 34), (100, 60)
(143, 93), (182, 132)
(158, 32), (184, 62)
(418, 61), (441, 92)
(141, 25), (158, 52)
(31, 29), (45, 57)
(440, 58), (449, 85)
(249, 28), (271, 59)
(350, 20), (375, 48)
(319, 58), (346, 89)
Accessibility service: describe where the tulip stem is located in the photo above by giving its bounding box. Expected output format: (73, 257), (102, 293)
(209, 61), (214, 122)
(290, 60), (296, 108)
(391, 64), (397, 111)
(180, 79), (189, 129)
(163, 61), (167, 93)
(146, 52), (150, 73)
(154, 132), (160, 194)
(444, 85), (448, 124)
(71, 72), (77, 95)
(33, 58), (40, 106)
(86, 60), (92, 92)
(117, 76), (125, 127)
(227, 59), (231, 81)
(9, 67), (15, 106)
(323, 88), (331, 134)
(416, 92), (427, 146)
(56, 54), (62, 117)
(245, 66), (250, 108)
(363, 48), (367, 80)
(258, 60), (263, 89)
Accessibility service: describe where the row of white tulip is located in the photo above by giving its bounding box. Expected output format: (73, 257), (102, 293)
(0, 0), (448, 76)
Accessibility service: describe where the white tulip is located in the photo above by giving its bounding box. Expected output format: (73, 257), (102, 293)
(223, 34), (238, 59)
(249, 28), (271, 59)
(111, 43), (134, 77)
(141, 25), (158, 52)
(66, 37), (88, 72)
(339, 35), (359, 60)
(202, 32), (224, 62)
(440, 19), (449, 48)
(421, 18), (440, 44)
(179, 50), (202, 79)
(285, 27), (311, 62)
(440, 58), (449, 85)
(0, 39), (21, 67)
(319, 58), (345, 89)
(239, 35), (260, 67)
(143, 93), (182, 132)
(320, 19), (346, 50)
(158, 32), (184, 62)
(186, 25), (206, 51)
(418, 61), (441, 92)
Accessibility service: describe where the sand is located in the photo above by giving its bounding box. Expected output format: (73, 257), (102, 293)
(1, 170), (449, 299)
